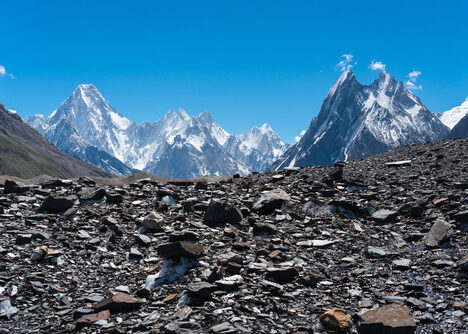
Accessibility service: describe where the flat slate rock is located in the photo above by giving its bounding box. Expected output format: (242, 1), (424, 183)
(253, 189), (290, 214)
(94, 292), (144, 313)
(203, 201), (243, 224)
(38, 196), (74, 213)
(423, 219), (453, 247)
(358, 304), (416, 334)
(157, 241), (204, 259)
(372, 209), (397, 223)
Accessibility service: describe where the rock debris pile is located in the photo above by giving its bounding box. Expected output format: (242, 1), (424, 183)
(0, 139), (467, 333)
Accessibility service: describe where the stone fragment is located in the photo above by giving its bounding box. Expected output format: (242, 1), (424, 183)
(157, 241), (204, 259)
(367, 246), (387, 257)
(358, 304), (416, 334)
(94, 292), (144, 313)
(0, 298), (18, 319)
(203, 201), (243, 224)
(187, 282), (216, 299)
(38, 196), (74, 213)
(297, 239), (336, 248)
(215, 275), (244, 290)
(385, 160), (412, 167)
(457, 255), (468, 272)
(135, 234), (151, 247)
(76, 310), (110, 325)
(372, 209), (397, 223)
(169, 230), (199, 242)
(423, 219), (453, 248)
(266, 267), (299, 284)
(3, 180), (30, 194)
(165, 321), (204, 333)
(129, 247), (143, 259)
(195, 181), (208, 190)
(78, 187), (106, 201)
(319, 307), (353, 332)
(142, 212), (164, 232)
(253, 189), (290, 214)
(106, 192), (123, 204)
(452, 210), (468, 223)
(392, 258), (412, 270)
(210, 322), (237, 334)
(15, 233), (33, 245)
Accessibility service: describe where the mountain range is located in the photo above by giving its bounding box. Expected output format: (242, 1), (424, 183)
(21, 71), (467, 178)
(26, 84), (287, 178)
(271, 70), (453, 170)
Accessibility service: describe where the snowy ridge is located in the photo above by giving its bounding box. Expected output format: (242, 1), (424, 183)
(26, 85), (287, 178)
(437, 97), (468, 129)
(271, 70), (449, 170)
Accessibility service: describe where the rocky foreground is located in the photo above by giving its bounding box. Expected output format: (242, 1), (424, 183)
(0, 139), (467, 333)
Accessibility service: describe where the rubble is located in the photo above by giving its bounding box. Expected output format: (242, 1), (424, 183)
(0, 139), (466, 333)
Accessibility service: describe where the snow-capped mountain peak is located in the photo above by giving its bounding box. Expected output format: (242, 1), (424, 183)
(437, 97), (468, 129)
(26, 85), (288, 178)
(271, 70), (448, 170)
(327, 69), (358, 97)
(178, 108), (190, 120)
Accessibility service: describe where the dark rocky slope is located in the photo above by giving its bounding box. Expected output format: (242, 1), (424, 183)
(0, 103), (113, 179)
(0, 139), (466, 333)
(447, 113), (468, 139)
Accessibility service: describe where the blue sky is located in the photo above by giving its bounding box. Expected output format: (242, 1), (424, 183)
(1, 0), (467, 143)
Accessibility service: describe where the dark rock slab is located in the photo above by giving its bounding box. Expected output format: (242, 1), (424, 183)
(372, 209), (397, 223)
(94, 292), (144, 313)
(106, 192), (123, 204)
(38, 196), (74, 213)
(203, 201), (243, 224)
(3, 180), (30, 194)
(423, 219), (453, 248)
(157, 241), (204, 259)
(78, 188), (106, 201)
(266, 267), (299, 284)
(187, 282), (216, 299)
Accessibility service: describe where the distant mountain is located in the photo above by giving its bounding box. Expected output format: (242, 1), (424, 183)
(26, 85), (287, 178)
(0, 102), (113, 179)
(271, 70), (449, 170)
(437, 97), (468, 129)
(25, 84), (137, 175)
(447, 113), (468, 139)
(224, 124), (288, 172)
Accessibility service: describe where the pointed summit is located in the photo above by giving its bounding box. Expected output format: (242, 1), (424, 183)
(196, 111), (215, 124)
(327, 69), (359, 97)
(271, 69), (448, 170)
(72, 84), (104, 105)
(178, 108), (190, 120)
(259, 123), (273, 132)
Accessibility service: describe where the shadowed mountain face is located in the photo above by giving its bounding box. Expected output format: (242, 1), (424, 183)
(0, 103), (113, 179)
(271, 70), (449, 170)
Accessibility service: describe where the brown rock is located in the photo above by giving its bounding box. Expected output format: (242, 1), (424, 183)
(358, 304), (416, 334)
(94, 292), (144, 313)
(77, 310), (110, 324)
(319, 307), (353, 332)
(157, 241), (204, 259)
